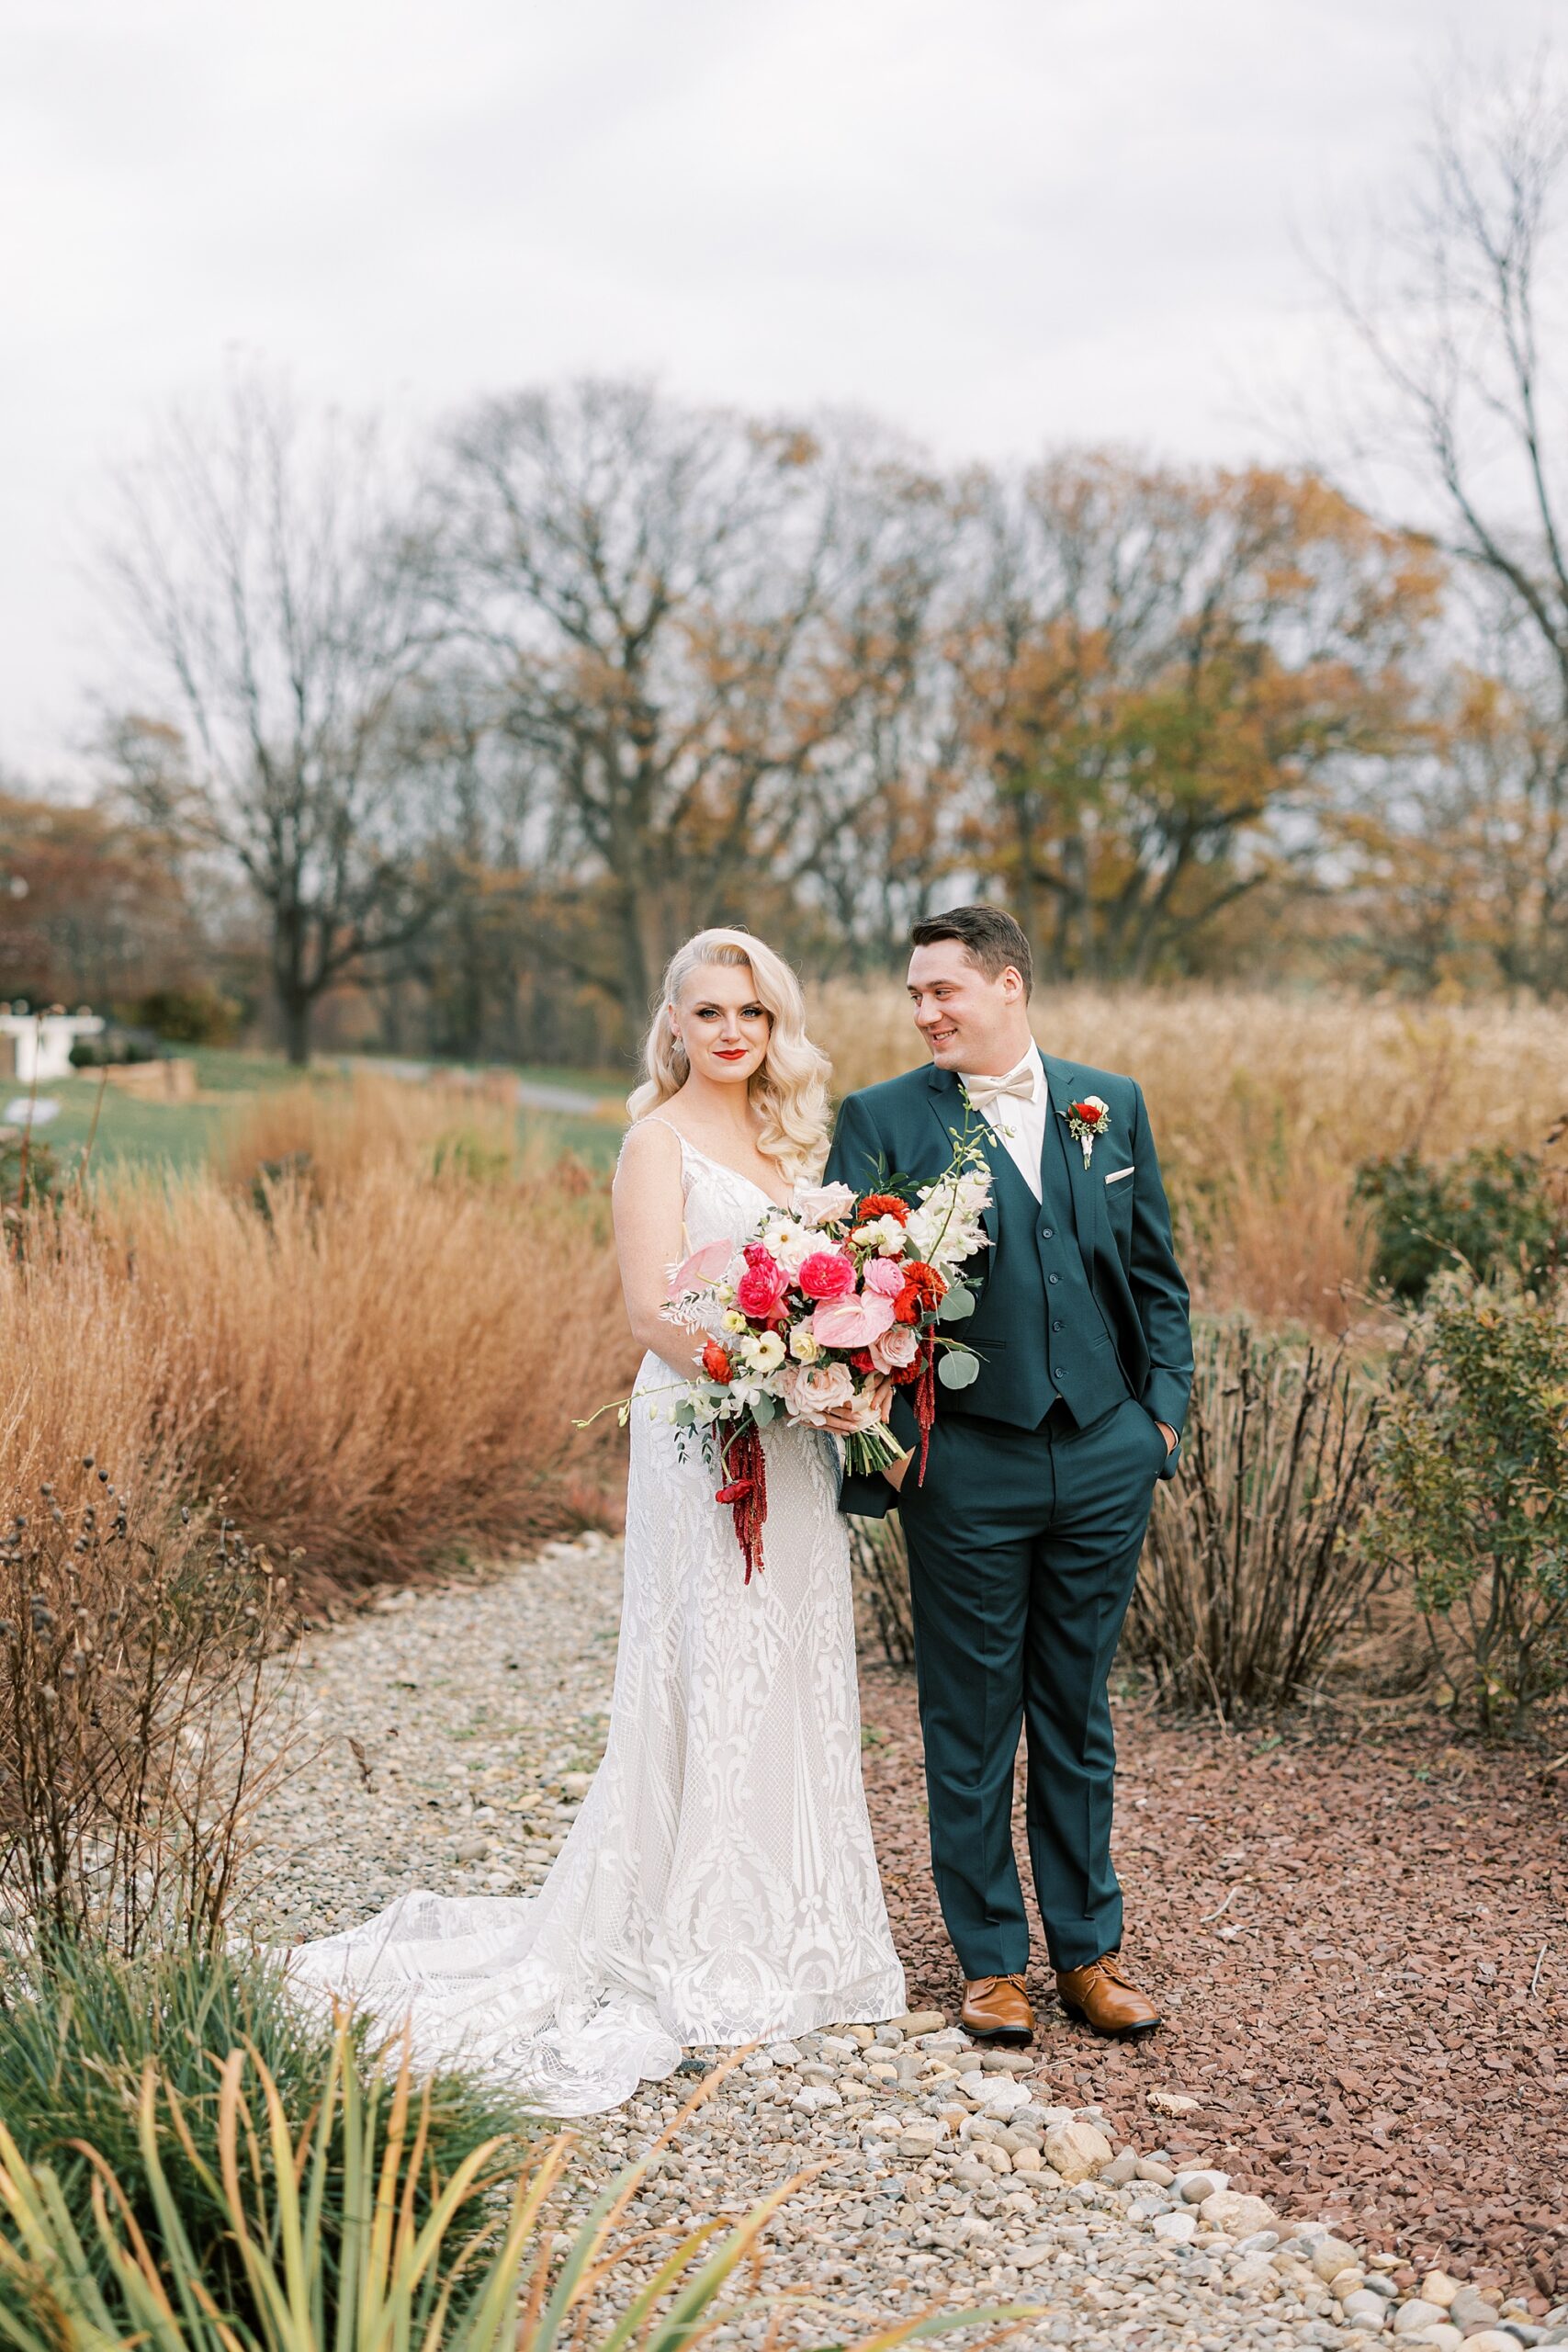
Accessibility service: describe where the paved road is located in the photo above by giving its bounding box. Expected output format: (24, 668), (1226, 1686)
(330, 1056), (615, 1119)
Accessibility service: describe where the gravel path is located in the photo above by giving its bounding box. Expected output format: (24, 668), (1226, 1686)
(236, 1539), (1566, 2351)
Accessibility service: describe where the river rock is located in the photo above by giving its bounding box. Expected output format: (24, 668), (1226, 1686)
(1153, 2208), (1198, 2244)
(1200, 2189), (1280, 2237)
(891, 2009), (945, 2037)
(1449, 2291), (1505, 2330)
(1393, 2301), (1451, 2335)
(1042, 2118), (1113, 2183)
(1421, 2276), (1463, 2310)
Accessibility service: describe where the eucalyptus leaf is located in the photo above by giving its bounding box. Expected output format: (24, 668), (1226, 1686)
(936, 1283), (975, 1322)
(672, 1401), (697, 1426)
(936, 1347), (981, 1390)
(750, 1394), (777, 1427)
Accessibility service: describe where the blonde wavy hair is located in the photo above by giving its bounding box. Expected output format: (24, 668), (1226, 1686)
(627, 928), (831, 1181)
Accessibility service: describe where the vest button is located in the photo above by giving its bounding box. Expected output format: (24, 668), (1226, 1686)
(1042, 1227), (1055, 1239)
(1052, 1318), (1064, 1332)
(1048, 1272), (1061, 1285)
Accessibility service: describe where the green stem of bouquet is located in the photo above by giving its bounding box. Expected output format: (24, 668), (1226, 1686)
(842, 1419), (907, 1477)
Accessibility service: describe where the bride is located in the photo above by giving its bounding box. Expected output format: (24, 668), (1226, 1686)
(287, 928), (907, 2111)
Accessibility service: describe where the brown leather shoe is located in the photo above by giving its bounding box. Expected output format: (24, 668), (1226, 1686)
(959, 1973), (1034, 2044)
(1055, 1951), (1161, 2039)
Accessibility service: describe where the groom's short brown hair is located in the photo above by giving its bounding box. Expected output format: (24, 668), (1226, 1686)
(909, 905), (1033, 1000)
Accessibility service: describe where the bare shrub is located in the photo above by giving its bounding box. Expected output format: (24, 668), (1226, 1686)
(0, 1474), (293, 1953)
(1126, 1318), (1389, 1716)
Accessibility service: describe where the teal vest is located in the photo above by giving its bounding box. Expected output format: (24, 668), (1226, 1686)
(959, 1111), (1134, 1434)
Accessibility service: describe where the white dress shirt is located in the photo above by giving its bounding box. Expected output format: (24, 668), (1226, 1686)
(958, 1043), (1047, 1203)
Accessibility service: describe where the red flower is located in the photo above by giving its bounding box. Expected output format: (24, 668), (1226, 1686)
(702, 1340), (734, 1385)
(1070, 1099), (1108, 1128)
(736, 1256), (789, 1318)
(855, 1192), (909, 1226)
(891, 1357), (925, 1385)
(904, 1261), (948, 1306)
(893, 1283), (921, 1325)
(849, 1348), (876, 1374)
(742, 1239), (775, 1269)
(798, 1249), (856, 1302)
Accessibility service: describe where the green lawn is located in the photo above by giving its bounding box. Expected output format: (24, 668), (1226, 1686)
(4, 1051), (628, 1180)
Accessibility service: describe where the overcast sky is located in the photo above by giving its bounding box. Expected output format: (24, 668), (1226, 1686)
(2, 0), (1557, 780)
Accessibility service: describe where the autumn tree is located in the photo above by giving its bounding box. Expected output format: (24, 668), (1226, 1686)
(433, 379), (953, 1031)
(949, 453), (1442, 979)
(98, 374), (447, 1063)
(0, 781), (207, 1011)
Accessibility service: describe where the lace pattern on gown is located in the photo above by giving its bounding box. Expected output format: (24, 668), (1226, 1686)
(284, 1123), (906, 2113)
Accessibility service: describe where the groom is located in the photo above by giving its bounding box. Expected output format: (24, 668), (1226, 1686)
(825, 906), (1192, 2045)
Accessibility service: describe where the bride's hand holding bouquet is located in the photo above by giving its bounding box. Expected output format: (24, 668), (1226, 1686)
(660, 1137), (993, 1577)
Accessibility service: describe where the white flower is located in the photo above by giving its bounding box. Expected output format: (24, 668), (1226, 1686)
(788, 1326), (821, 1363)
(793, 1179), (857, 1224)
(741, 1329), (786, 1373)
(761, 1217), (816, 1275)
(723, 1309), (747, 1332)
(851, 1214), (908, 1256)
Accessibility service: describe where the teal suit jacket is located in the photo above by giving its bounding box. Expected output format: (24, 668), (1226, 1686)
(824, 1054), (1193, 1515)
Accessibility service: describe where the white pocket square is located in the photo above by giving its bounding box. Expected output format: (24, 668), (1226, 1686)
(1104, 1166), (1134, 1185)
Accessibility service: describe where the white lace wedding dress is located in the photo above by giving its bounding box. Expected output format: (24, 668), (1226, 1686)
(285, 1125), (906, 2113)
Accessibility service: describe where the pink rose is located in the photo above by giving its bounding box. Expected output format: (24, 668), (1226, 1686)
(869, 1322), (920, 1374)
(813, 1291), (897, 1350)
(797, 1249), (856, 1302)
(779, 1359), (857, 1427)
(735, 1255), (789, 1318)
(862, 1258), (907, 1297)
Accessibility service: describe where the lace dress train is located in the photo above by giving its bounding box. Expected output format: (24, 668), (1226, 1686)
(285, 1129), (906, 2114)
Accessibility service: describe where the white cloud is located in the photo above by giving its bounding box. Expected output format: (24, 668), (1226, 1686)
(0, 0), (1557, 774)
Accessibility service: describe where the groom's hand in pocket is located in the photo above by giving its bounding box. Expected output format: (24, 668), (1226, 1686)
(882, 1449), (915, 1493)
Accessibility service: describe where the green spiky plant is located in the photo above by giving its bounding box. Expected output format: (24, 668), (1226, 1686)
(0, 1938), (532, 2335)
(0, 2024), (1030, 2352)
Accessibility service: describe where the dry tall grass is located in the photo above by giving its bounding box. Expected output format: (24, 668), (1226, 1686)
(810, 982), (1568, 1329)
(1, 1125), (639, 1608)
(214, 1073), (525, 1198)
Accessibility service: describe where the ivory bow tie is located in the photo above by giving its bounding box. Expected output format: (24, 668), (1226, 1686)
(963, 1064), (1036, 1110)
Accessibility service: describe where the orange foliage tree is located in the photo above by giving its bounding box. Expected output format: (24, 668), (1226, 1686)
(948, 455), (1445, 979)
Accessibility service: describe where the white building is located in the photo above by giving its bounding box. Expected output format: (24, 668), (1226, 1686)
(0, 1010), (105, 1083)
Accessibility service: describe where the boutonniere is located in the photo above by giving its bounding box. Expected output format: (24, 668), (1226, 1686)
(1064, 1094), (1111, 1169)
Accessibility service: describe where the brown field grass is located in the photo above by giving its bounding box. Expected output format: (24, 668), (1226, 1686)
(212, 1072), (525, 1197)
(809, 982), (1568, 1329)
(1, 1094), (639, 1607)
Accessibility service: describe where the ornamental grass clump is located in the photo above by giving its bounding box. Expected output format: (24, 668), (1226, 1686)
(0, 2014), (1022, 2352)
(1361, 1272), (1568, 1732)
(0, 1938), (529, 2333)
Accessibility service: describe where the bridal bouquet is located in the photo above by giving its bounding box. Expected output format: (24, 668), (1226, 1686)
(662, 1136), (993, 1580)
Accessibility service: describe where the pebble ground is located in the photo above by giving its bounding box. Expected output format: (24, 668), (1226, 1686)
(234, 1538), (1567, 2351)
